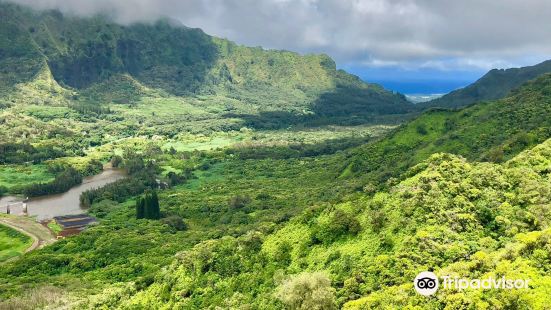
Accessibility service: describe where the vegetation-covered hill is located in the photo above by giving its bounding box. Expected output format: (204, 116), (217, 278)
(344, 73), (551, 187)
(0, 2), (413, 132)
(420, 59), (551, 109)
(94, 70), (551, 310)
(112, 137), (551, 309)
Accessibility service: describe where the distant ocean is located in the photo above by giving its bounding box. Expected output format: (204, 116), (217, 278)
(369, 80), (469, 95)
(343, 65), (479, 96)
(404, 94), (445, 103)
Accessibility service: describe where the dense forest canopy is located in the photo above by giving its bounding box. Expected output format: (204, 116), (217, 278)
(1, 1), (551, 309)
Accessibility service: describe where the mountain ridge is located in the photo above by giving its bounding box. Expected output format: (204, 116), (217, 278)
(342, 72), (551, 188)
(420, 59), (551, 109)
(0, 1), (414, 129)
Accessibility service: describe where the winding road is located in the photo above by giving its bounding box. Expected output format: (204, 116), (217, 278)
(0, 215), (56, 253)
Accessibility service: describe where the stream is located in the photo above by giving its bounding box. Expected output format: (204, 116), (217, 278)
(0, 168), (126, 221)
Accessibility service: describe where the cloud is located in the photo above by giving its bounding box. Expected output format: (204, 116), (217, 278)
(5, 0), (551, 71)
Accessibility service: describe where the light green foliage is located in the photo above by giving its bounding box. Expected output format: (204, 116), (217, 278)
(46, 221), (63, 235)
(0, 164), (54, 190)
(275, 272), (337, 310)
(118, 139), (551, 309)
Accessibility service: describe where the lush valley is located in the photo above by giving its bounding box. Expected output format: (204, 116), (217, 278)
(1, 2), (551, 310)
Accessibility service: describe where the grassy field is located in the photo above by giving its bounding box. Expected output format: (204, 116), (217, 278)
(0, 165), (54, 190)
(0, 223), (32, 262)
(161, 124), (394, 152)
(46, 221), (63, 236)
(163, 136), (239, 152)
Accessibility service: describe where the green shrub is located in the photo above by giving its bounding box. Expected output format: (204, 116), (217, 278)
(228, 195), (252, 210)
(275, 272), (336, 310)
(313, 210), (361, 244)
(161, 215), (187, 231)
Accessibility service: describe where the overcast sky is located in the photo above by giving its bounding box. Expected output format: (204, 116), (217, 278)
(7, 0), (551, 93)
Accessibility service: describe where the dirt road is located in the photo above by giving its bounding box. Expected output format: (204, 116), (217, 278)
(0, 215), (56, 252)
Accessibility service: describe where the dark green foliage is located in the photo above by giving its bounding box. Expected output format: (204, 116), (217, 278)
(0, 143), (65, 164)
(80, 155), (160, 207)
(110, 155), (123, 168)
(370, 210), (386, 233)
(415, 123), (428, 135)
(136, 198), (145, 219)
(40, 18), (218, 95)
(274, 241), (293, 266)
(150, 191), (160, 219)
(80, 175), (155, 207)
(139, 191), (161, 220)
(228, 194), (252, 210)
(88, 199), (118, 219)
(82, 159), (103, 176)
(309, 85), (414, 126)
(21, 168), (82, 197)
(166, 171), (192, 186)
(80, 154), (157, 207)
(69, 102), (111, 116)
(124, 157), (145, 175)
(161, 215), (187, 231)
(312, 210), (361, 244)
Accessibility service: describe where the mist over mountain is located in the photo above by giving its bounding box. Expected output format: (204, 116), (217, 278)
(0, 2), (414, 129)
(6, 0), (551, 75)
(2, 2), (551, 310)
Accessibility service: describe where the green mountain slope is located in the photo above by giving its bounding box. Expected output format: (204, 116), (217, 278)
(83, 136), (551, 309)
(420, 59), (551, 109)
(0, 2), (413, 129)
(344, 73), (551, 187)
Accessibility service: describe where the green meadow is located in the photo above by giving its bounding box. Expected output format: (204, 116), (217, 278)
(0, 223), (32, 262)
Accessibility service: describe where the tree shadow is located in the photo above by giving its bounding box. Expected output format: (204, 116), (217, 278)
(226, 86), (417, 129)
